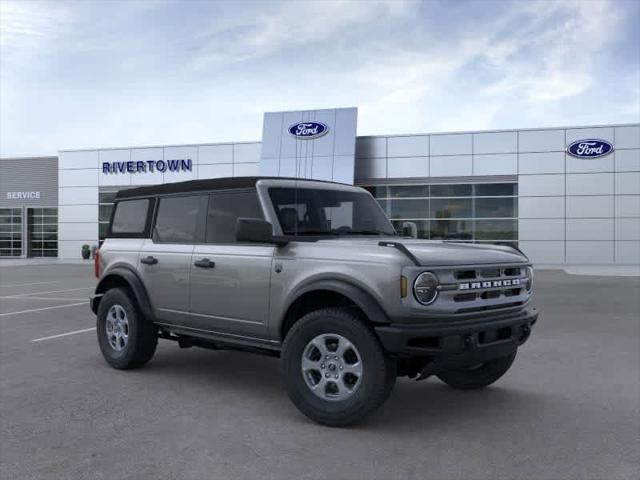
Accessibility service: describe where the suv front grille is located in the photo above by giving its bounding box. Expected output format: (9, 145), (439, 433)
(426, 264), (531, 315)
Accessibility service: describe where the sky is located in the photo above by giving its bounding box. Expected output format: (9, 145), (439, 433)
(0, 0), (638, 157)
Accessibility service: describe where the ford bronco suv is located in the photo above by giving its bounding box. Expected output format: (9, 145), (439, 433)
(91, 177), (538, 426)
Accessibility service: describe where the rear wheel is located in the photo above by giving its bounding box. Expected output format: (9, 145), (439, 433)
(436, 351), (517, 390)
(281, 308), (396, 427)
(97, 288), (157, 369)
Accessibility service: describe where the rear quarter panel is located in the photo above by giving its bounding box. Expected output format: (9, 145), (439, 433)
(99, 238), (145, 277)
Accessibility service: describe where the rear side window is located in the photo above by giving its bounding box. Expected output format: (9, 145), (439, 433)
(153, 195), (206, 244)
(206, 191), (264, 243)
(111, 199), (150, 235)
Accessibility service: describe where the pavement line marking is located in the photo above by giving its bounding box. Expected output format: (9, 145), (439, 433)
(0, 281), (59, 288)
(0, 296), (87, 301)
(0, 302), (87, 317)
(8, 287), (93, 298)
(31, 327), (96, 343)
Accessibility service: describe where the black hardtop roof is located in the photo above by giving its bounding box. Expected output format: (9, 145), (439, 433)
(115, 176), (347, 200)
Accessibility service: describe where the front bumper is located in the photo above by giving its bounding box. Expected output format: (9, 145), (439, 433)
(374, 307), (538, 363)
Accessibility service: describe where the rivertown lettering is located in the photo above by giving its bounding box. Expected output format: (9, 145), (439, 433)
(102, 159), (192, 174)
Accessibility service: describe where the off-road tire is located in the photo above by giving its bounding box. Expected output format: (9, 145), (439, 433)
(97, 288), (158, 369)
(281, 308), (396, 427)
(436, 351), (517, 390)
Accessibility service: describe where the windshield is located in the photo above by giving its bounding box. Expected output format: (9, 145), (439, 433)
(268, 187), (395, 236)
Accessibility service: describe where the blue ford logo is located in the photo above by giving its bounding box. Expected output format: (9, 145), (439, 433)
(567, 139), (613, 159)
(288, 122), (328, 139)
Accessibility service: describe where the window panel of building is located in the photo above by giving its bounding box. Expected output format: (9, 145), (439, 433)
(475, 197), (517, 218)
(474, 219), (517, 240)
(386, 185), (430, 198)
(27, 208), (58, 257)
(362, 182), (518, 244)
(430, 219), (473, 240)
(430, 198), (473, 219)
(381, 199), (429, 219)
(0, 208), (23, 257)
(474, 183), (518, 196)
(430, 184), (472, 197)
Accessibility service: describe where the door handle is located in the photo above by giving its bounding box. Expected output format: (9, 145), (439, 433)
(140, 256), (158, 265)
(194, 258), (215, 269)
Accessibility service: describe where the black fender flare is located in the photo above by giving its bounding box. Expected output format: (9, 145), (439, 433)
(92, 264), (155, 321)
(283, 279), (391, 327)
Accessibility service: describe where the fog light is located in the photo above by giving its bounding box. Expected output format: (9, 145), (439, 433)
(413, 272), (439, 305)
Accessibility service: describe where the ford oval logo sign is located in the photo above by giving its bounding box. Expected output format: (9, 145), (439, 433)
(288, 122), (328, 139)
(567, 139), (614, 159)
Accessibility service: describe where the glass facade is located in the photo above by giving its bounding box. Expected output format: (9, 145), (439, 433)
(27, 208), (58, 257)
(363, 183), (518, 245)
(0, 208), (23, 257)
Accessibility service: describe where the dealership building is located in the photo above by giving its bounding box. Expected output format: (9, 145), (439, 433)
(1, 107), (639, 265)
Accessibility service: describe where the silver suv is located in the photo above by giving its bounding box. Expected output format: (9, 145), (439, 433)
(91, 177), (538, 426)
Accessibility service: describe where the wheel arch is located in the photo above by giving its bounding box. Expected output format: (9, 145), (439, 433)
(280, 279), (391, 341)
(92, 264), (155, 321)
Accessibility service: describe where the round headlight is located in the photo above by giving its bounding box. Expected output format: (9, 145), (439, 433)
(525, 266), (534, 292)
(413, 272), (439, 305)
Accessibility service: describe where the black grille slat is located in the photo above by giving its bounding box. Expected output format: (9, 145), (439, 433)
(479, 269), (500, 278)
(455, 270), (476, 280)
(454, 293), (477, 302)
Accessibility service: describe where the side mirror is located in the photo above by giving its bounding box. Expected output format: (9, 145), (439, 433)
(236, 218), (287, 245)
(401, 221), (418, 238)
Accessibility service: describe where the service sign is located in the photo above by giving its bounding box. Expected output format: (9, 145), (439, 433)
(566, 139), (613, 159)
(6, 191), (40, 200)
(288, 122), (329, 140)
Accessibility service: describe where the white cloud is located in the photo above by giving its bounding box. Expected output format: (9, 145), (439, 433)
(0, 0), (73, 66)
(356, 0), (623, 134)
(0, 0), (637, 156)
(191, 0), (409, 67)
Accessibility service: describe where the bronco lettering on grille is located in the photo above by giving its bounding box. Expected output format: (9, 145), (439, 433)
(459, 279), (521, 290)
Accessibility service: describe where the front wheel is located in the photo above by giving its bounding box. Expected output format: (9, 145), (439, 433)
(436, 351), (517, 390)
(281, 308), (396, 427)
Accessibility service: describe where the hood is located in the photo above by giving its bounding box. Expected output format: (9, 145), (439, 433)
(398, 239), (527, 266)
(314, 236), (528, 266)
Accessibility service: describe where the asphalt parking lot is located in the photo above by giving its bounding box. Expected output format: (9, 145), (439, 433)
(0, 263), (638, 480)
